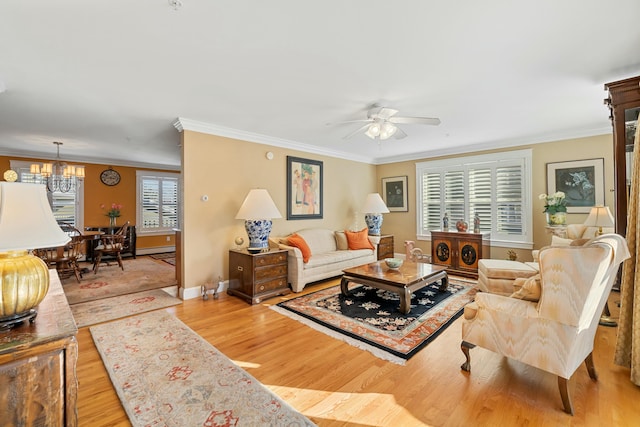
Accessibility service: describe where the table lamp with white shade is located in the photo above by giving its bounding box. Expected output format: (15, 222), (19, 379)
(235, 189), (282, 254)
(0, 182), (71, 329)
(362, 193), (390, 235)
(583, 205), (615, 235)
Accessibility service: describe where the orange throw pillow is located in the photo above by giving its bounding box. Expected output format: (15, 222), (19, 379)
(345, 228), (374, 250)
(287, 233), (312, 263)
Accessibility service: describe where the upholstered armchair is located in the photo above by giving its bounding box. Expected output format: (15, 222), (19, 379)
(460, 234), (630, 414)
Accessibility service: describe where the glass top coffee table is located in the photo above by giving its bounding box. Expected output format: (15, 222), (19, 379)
(341, 261), (448, 314)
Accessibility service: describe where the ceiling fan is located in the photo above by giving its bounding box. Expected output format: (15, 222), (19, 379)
(339, 106), (441, 140)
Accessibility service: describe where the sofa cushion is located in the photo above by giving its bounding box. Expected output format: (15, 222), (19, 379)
(334, 231), (348, 250)
(551, 235), (573, 246)
(345, 228), (374, 250)
(297, 228), (338, 254)
(288, 233), (312, 263)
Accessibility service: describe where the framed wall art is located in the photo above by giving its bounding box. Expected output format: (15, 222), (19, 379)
(286, 156), (323, 220)
(381, 176), (408, 212)
(546, 158), (604, 213)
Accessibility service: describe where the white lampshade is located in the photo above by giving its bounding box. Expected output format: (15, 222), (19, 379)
(583, 205), (615, 234)
(235, 189), (282, 220)
(362, 193), (390, 214)
(0, 182), (70, 251)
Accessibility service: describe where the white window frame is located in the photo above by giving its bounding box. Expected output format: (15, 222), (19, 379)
(10, 160), (85, 230)
(136, 170), (180, 236)
(415, 149), (533, 249)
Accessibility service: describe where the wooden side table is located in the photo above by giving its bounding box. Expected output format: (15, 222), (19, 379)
(228, 249), (290, 304)
(376, 235), (394, 260)
(0, 270), (78, 426)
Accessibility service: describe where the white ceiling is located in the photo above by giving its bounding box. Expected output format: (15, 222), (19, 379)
(1, 1), (640, 170)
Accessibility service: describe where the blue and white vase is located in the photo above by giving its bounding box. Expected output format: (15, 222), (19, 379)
(245, 219), (273, 251)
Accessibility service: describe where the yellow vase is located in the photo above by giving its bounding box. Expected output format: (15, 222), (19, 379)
(546, 212), (566, 226)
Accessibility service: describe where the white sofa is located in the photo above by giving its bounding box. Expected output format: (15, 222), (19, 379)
(271, 228), (378, 292)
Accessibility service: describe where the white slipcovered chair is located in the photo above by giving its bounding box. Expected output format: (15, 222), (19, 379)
(460, 234), (630, 414)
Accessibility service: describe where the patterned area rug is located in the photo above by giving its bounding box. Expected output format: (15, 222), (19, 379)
(272, 277), (476, 364)
(90, 311), (315, 427)
(71, 289), (181, 327)
(150, 252), (176, 266)
(63, 257), (176, 304)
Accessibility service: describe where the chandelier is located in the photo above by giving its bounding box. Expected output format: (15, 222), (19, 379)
(365, 120), (397, 140)
(30, 142), (85, 193)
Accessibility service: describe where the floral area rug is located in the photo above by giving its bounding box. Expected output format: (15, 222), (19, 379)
(272, 277), (477, 364)
(90, 311), (315, 427)
(63, 257), (176, 305)
(71, 289), (181, 327)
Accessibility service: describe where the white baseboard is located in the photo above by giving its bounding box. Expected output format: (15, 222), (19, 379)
(180, 280), (229, 300)
(137, 246), (176, 255)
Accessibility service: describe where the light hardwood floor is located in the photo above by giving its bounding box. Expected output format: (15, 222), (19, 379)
(76, 278), (640, 426)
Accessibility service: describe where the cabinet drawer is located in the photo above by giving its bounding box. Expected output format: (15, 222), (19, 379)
(255, 252), (287, 266)
(255, 264), (287, 281)
(254, 277), (287, 294)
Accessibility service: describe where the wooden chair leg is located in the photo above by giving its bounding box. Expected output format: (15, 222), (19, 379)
(584, 352), (598, 381)
(558, 377), (574, 415)
(116, 253), (124, 270)
(460, 341), (475, 372)
(93, 252), (102, 274)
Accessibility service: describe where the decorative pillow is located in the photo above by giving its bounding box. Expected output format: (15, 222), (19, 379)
(287, 233), (312, 263)
(334, 231), (348, 250)
(510, 274), (541, 302)
(551, 235), (573, 246)
(571, 238), (591, 247)
(344, 228), (374, 250)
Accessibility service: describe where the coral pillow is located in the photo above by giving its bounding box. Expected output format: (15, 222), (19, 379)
(344, 228), (374, 250)
(287, 233), (312, 263)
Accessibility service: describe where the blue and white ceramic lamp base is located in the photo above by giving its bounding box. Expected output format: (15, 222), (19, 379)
(245, 219), (272, 253)
(365, 213), (383, 235)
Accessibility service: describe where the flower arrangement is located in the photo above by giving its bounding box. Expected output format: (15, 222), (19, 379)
(101, 202), (122, 218)
(539, 192), (567, 214)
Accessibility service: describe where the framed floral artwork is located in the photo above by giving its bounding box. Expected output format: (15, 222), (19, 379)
(286, 156), (323, 219)
(546, 158), (604, 213)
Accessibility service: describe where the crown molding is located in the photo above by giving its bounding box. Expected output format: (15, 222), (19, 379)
(174, 117), (375, 164)
(0, 148), (180, 171)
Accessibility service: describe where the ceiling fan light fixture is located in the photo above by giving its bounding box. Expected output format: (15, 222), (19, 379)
(365, 122), (381, 139)
(380, 121), (397, 140)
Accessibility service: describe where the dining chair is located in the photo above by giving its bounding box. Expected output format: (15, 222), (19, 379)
(93, 221), (130, 274)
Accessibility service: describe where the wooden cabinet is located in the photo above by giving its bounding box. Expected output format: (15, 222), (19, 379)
(228, 249), (290, 304)
(376, 235), (394, 260)
(0, 271), (78, 426)
(604, 76), (640, 236)
(430, 231), (490, 279)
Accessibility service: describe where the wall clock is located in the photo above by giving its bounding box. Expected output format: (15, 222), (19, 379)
(100, 168), (121, 186)
(3, 169), (18, 182)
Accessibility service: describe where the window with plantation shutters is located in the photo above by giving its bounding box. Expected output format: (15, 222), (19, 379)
(416, 149), (532, 247)
(136, 171), (179, 234)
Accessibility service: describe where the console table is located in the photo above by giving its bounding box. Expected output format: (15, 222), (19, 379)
(0, 271), (78, 426)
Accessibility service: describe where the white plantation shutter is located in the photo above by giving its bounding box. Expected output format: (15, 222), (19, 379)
(416, 150), (532, 246)
(137, 172), (179, 234)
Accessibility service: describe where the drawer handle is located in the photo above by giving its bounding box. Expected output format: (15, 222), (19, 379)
(259, 285), (265, 291)
(237, 266), (243, 271)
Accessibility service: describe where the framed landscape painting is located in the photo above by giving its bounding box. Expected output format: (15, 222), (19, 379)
(286, 156), (323, 220)
(381, 176), (408, 212)
(546, 158), (604, 213)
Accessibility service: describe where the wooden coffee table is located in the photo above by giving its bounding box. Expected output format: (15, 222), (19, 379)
(340, 261), (448, 314)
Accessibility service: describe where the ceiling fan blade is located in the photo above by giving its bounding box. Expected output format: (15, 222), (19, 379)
(376, 107), (398, 120)
(327, 119), (373, 126)
(389, 116), (441, 126)
(393, 126), (408, 139)
(343, 124), (371, 139)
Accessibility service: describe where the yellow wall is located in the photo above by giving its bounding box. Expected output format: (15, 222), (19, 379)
(376, 133), (614, 262)
(181, 130), (377, 292)
(0, 155), (177, 250)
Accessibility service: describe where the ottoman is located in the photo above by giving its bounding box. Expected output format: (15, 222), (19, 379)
(478, 259), (539, 296)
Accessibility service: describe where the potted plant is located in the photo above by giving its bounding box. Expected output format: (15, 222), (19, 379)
(539, 192), (567, 225)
